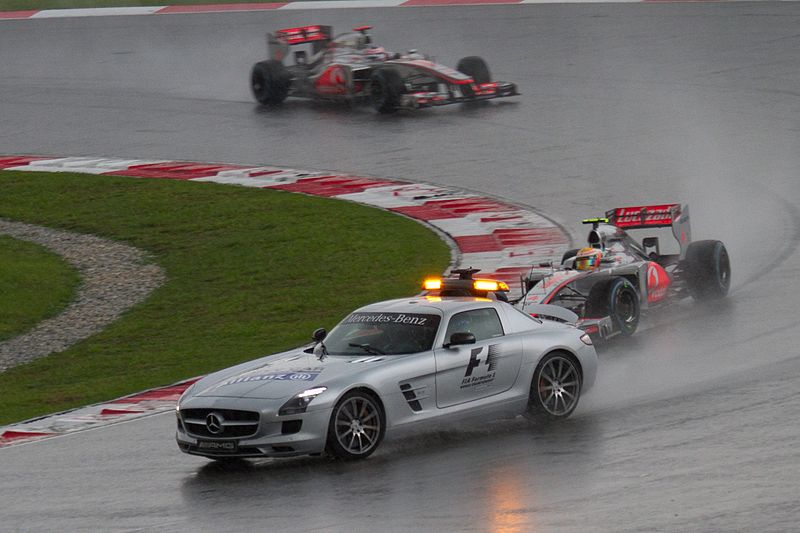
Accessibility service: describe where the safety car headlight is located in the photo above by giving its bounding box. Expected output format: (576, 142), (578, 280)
(176, 382), (198, 412)
(279, 387), (327, 416)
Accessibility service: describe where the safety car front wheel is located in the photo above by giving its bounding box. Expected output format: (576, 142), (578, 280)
(251, 60), (291, 106)
(525, 351), (582, 421)
(325, 390), (386, 460)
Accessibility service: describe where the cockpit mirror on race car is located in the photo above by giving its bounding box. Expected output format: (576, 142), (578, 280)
(312, 328), (327, 342)
(444, 332), (476, 349)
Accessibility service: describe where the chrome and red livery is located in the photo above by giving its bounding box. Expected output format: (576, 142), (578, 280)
(250, 25), (519, 113)
(514, 203), (731, 340)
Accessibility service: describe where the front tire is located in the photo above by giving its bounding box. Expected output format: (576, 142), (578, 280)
(456, 56), (491, 84)
(370, 68), (404, 114)
(525, 351), (582, 421)
(684, 240), (731, 301)
(585, 276), (640, 337)
(326, 390), (385, 460)
(251, 60), (291, 106)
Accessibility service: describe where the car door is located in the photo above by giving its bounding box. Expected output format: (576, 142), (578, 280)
(434, 307), (523, 408)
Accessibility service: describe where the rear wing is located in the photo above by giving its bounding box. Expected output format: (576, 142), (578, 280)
(267, 25), (333, 62)
(606, 203), (692, 258)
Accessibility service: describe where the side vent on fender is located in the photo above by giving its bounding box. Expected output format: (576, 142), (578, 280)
(399, 382), (428, 412)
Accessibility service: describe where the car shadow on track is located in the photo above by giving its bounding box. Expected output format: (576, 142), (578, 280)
(181, 414), (602, 485)
(252, 98), (519, 120)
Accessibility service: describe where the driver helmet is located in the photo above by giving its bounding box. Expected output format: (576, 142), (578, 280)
(364, 46), (387, 59)
(574, 247), (603, 271)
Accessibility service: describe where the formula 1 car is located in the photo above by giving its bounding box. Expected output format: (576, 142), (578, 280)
(514, 204), (731, 340)
(176, 279), (596, 460)
(250, 25), (519, 113)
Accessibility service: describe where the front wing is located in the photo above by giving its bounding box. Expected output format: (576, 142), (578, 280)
(400, 81), (519, 110)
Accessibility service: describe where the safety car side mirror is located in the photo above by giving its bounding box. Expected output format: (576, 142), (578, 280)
(312, 328), (327, 342)
(444, 332), (476, 348)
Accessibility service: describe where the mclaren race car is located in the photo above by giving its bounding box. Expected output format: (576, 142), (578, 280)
(250, 24), (519, 113)
(515, 203), (731, 340)
(176, 280), (596, 461)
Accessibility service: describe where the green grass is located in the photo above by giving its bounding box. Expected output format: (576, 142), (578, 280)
(2, 0), (315, 11)
(0, 171), (450, 424)
(0, 235), (80, 343)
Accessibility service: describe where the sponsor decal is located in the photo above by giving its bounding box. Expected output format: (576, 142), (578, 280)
(198, 440), (237, 452)
(315, 65), (348, 95)
(344, 312), (431, 326)
(460, 345), (500, 389)
(646, 261), (672, 303)
(611, 204), (680, 227)
(224, 368), (322, 386)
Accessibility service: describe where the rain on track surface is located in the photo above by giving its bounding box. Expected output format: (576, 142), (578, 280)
(1, 3), (799, 531)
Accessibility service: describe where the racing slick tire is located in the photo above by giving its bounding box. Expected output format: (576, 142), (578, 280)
(585, 276), (640, 337)
(561, 248), (581, 267)
(456, 56), (491, 84)
(251, 60), (291, 106)
(369, 68), (405, 114)
(525, 351), (582, 422)
(684, 240), (731, 301)
(325, 389), (386, 460)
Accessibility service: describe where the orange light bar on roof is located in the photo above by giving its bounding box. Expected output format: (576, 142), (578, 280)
(473, 279), (510, 292)
(423, 278), (442, 290)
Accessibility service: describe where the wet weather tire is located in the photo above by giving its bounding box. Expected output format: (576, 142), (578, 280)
(456, 56), (491, 84)
(250, 60), (291, 106)
(370, 68), (404, 114)
(684, 240), (731, 301)
(586, 276), (640, 337)
(525, 351), (582, 421)
(326, 390), (385, 460)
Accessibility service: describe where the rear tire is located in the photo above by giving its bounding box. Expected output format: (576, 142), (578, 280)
(456, 56), (491, 84)
(525, 351), (582, 422)
(325, 390), (385, 460)
(585, 277), (640, 337)
(369, 68), (404, 114)
(684, 240), (731, 301)
(251, 60), (291, 106)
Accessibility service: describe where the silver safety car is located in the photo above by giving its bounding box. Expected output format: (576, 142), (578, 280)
(176, 278), (597, 461)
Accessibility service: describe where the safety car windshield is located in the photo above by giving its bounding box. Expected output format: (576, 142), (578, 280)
(324, 312), (441, 355)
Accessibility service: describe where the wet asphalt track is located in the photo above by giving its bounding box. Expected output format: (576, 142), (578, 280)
(1, 3), (800, 531)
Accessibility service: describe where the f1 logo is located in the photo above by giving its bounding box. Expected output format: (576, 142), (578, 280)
(465, 347), (483, 377)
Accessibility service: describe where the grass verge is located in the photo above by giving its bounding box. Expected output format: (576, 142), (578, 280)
(0, 171), (450, 424)
(0, 235), (80, 343)
(2, 0), (316, 11)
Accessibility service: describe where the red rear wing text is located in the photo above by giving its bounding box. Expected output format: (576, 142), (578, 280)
(606, 203), (681, 229)
(275, 25), (332, 45)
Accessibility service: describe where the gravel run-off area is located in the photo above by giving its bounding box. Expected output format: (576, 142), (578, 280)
(0, 219), (165, 372)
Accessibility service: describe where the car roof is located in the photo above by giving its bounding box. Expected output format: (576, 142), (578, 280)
(354, 296), (502, 316)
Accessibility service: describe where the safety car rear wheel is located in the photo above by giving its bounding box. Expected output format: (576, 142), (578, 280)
(456, 56), (491, 84)
(251, 60), (291, 106)
(370, 68), (404, 114)
(326, 390), (386, 460)
(585, 276), (640, 336)
(684, 240), (731, 301)
(525, 351), (582, 421)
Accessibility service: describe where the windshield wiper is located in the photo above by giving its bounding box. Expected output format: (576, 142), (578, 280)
(348, 343), (385, 355)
